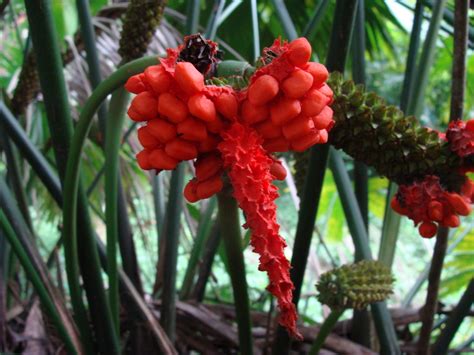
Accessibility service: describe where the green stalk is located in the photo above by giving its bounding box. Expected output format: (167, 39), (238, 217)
(378, 0), (424, 269)
(61, 56), (156, 353)
(75, 0), (107, 135)
(204, 0), (226, 39)
(185, 0), (200, 34)
(402, 228), (466, 307)
(23, 0), (118, 351)
(0, 211), (79, 355)
(104, 87), (130, 333)
(328, 149), (400, 354)
(350, 1), (371, 346)
(217, 193), (253, 355)
(432, 279), (474, 355)
(0, 177), (83, 353)
(309, 309), (345, 355)
(302, 0), (330, 39)
(250, 0), (260, 62)
(418, 1), (468, 352)
(0, 124), (32, 230)
(0, 102), (62, 204)
(160, 165), (185, 341)
(407, 0), (448, 118)
(190, 222), (221, 301)
(180, 197), (217, 300)
(270, 0), (298, 40)
(272, 1), (359, 351)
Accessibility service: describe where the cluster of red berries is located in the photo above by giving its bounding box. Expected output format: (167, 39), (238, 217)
(125, 37), (333, 204)
(391, 176), (474, 238)
(446, 119), (474, 157)
(125, 58), (239, 201)
(244, 38), (334, 153)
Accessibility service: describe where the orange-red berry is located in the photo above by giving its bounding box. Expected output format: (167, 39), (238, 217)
(149, 149), (179, 170)
(312, 106), (334, 130)
(214, 92), (238, 119)
(184, 179), (199, 203)
(282, 116), (314, 141)
(270, 160), (287, 180)
(137, 126), (160, 148)
(305, 62), (329, 87)
(301, 89), (328, 117)
(206, 115), (225, 134)
(390, 197), (407, 215)
(291, 131), (320, 152)
(174, 62), (204, 95)
(241, 100), (269, 124)
(188, 94), (217, 122)
(287, 38), (312, 67)
(263, 136), (290, 153)
(270, 98), (301, 126)
(255, 120), (282, 139)
(195, 154), (222, 181)
(136, 150), (153, 170)
(446, 193), (471, 216)
(196, 175), (223, 200)
(165, 138), (198, 161)
(158, 93), (188, 123)
(428, 201), (444, 222)
(442, 214), (460, 228)
(129, 91), (158, 120)
(144, 65), (172, 94)
(198, 134), (220, 153)
(248, 75), (279, 105)
(125, 74), (147, 94)
(318, 129), (328, 144)
(419, 222), (438, 238)
(147, 118), (177, 143)
(177, 117), (208, 142)
(282, 69), (313, 99)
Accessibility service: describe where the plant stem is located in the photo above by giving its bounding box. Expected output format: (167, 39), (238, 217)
(309, 309), (345, 355)
(217, 192), (254, 355)
(270, 0), (298, 40)
(378, 0), (424, 269)
(160, 165), (185, 341)
(23, 0), (119, 351)
(432, 278), (474, 355)
(417, 2), (468, 353)
(0, 211), (79, 355)
(190, 222), (221, 302)
(180, 197), (217, 300)
(104, 87), (130, 333)
(0, 103), (62, 204)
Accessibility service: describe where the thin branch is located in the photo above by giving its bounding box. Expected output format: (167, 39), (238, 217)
(417, 1), (469, 353)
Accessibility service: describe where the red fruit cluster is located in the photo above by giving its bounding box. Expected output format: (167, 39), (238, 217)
(218, 122), (302, 340)
(446, 119), (474, 157)
(391, 176), (474, 238)
(243, 38), (334, 153)
(125, 51), (239, 200)
(125, 37), (335, 339)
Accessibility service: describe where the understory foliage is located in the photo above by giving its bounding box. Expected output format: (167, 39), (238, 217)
(0, 0), (473, 354)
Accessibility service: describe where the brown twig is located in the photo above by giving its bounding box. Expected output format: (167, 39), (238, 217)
(417, 1), (469, 353)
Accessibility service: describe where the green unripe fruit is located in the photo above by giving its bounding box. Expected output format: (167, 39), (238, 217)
(316, 260), (394, 311)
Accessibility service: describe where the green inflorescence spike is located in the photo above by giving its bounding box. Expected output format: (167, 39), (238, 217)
(118, 0), (167, 63)
(328, 72), (464, 191)
(316, 260), (394, 311)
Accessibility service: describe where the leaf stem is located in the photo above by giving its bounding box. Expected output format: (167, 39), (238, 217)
(309, 309), (345, 355)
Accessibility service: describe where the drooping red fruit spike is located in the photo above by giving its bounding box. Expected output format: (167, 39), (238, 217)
(218, 122), (302, 340)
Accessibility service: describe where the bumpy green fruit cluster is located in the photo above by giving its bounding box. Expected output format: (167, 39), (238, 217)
(316, 260), (394, 311)
(118, 0), (167, 63)
(328, 72), (463, 191)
